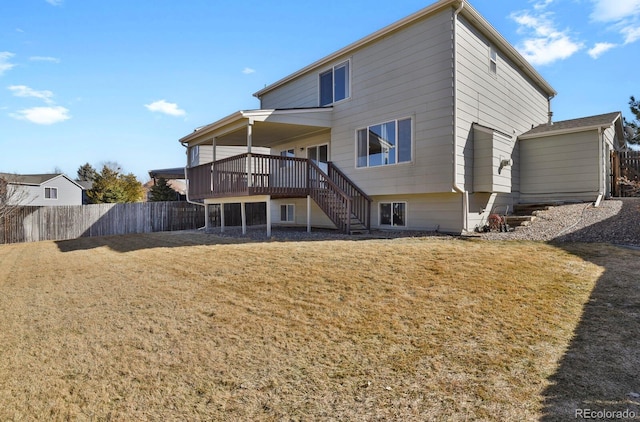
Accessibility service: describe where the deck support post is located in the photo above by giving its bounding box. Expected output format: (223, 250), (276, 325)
(220, 203), (225, 233)
(204, 204), (210, 230)
(246, 121), (253, 188)
(241, 201), (247, 235)
(266, 197), (272, 237)
(307, 195), (312, 233)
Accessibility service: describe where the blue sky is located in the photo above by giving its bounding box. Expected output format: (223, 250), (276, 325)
(1, 0), (639, 181)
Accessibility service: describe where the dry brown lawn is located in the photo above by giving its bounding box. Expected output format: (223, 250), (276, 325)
(0, 232), (638, 421)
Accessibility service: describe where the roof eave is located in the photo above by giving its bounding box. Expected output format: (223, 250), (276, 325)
(519, 113), (623, 140)
(253, 0), (556, 99)
(253, 0), (461, 99)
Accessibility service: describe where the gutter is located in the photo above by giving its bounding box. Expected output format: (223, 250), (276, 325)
(452, 1), (469, 233)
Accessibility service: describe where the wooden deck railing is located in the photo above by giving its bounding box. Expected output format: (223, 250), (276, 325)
(187, 153), (308, 200)
(187, 153), (372, 233)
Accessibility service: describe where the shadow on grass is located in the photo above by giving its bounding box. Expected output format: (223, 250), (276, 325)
(54, 227), (443, 253)
(54, 231), (250, 253)
(541, 199), (640, 421)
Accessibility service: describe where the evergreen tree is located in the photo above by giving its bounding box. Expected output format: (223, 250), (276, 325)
(76, 163), (98, 182)
(149, 178), (177, 201)
(625, 96), (640, 145)
(87, 164), (144, 203)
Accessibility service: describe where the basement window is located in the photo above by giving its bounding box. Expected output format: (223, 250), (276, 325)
(280, 204), (295, 222)
(379, 202), (406, 227)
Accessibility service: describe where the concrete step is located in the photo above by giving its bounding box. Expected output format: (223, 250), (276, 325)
(512, 203), (554, 216)
(504, 215), (536, 227)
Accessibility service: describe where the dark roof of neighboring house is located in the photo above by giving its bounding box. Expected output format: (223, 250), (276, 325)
(0, 173), (61, 185)
(521, 112), (622, 138)
(148, 167), (186, 180)
(0, 173), (84, 189)
(76, 180), (93, 190)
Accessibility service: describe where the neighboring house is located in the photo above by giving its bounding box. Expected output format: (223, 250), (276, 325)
(0, 173), (83, 206)
(179, 0), (625, 234)
(76, 180), (94, 205)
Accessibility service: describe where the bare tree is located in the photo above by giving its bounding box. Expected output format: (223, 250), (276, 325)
(0, 175), (28, 219)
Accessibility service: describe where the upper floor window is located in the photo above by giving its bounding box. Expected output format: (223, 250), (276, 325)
(190, 145), (200, 166)
(489, 46), (497, 75)
(44, 187), (58, 200)
(319, 60), (350, 106)
(356, 118), (412, 168)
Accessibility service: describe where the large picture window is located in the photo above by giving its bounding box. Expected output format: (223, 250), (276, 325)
(356, 118), (412, 168)
(379, 202), (406, 227)
(320, 61), (350, 106)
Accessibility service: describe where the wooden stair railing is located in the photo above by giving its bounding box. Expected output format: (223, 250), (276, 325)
(327, 162), (372, 232)
(308, 161), (370, 234)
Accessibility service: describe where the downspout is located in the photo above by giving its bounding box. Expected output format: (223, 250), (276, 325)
(452, 0), (468, 232)
(180, 141), (205, 208)
(595, 127), (604, 207)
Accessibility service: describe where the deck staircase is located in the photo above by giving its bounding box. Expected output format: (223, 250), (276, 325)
(308, 161), (372, 234)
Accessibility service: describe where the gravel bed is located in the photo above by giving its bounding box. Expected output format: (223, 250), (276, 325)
(201, 198), (640, 246)
(479, 198), (640, 246)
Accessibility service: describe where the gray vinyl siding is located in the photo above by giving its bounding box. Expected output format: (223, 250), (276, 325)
(520, 130), (601, 202)
(193, 145), (270, 166)
(270, 198), (335, 228)
(473, 128), (514, 193)
(371, 193), (462, 233)
(258, 9), (456, 196)
(12, 176), (82, 206)
(260, 73), (318, 109)
(332, 9), (455, 195)
(455, 16), (549, 192)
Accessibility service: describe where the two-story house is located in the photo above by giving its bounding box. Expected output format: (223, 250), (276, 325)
(179, 0), (625, 235)
(0, 173), (84, 206)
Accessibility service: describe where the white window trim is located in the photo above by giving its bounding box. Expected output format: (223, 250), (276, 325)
(489, 46), (497, 75)
(44, 186), (58, 200)
(318, 59), (351, 106)
(280, 204), (295, 223)
(355, 116), (414, 169)
(379, 201), (408, 228)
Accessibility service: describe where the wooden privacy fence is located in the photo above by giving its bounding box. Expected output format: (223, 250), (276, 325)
(612, 150), (640, 197)
(0, 202), (205, 244)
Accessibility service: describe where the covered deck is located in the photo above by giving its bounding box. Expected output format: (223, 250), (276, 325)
(180, 107), (371, 235)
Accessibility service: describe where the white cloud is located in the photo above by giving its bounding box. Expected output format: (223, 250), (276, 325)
(8, 85), (55, 104)
(590, 0), (640, 45)
(588, 42), (617, 59)
(45, 0), (63, 5)
(0, 52), (16, 76)
(144, 99), (186, 117)
(10, 106), (71, 125)
(621, 25), (640, 44)
(590, 0), (640, 22)
(29, 56), (61, 63)
(533, 0), (554, 10)
(510, 11), (583, 66)
(242, 67), (256, 75)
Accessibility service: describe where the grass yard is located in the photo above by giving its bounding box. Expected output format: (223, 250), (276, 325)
(0, 232), (638, 421)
